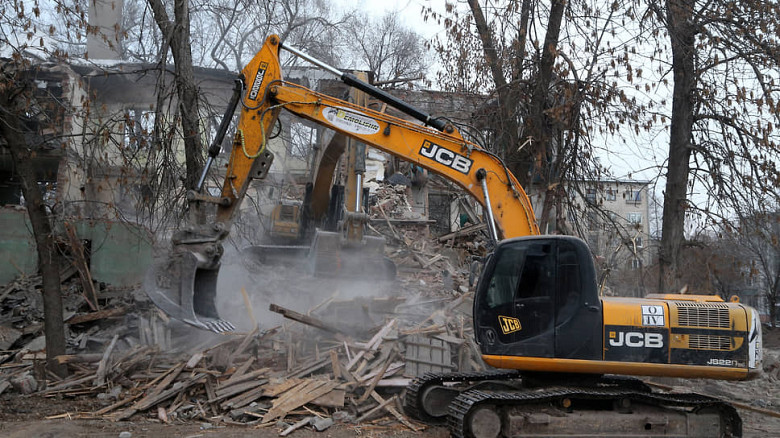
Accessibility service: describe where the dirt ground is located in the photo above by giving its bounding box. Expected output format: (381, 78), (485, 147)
(0, 393), (448, 438)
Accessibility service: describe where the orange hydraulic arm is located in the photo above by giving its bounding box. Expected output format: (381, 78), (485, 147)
(148, 35), (540, 334)
(217, 34), (539, 240)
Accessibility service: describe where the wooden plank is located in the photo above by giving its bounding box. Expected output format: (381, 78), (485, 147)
(329, 350), (341, 380)
(262, 378), (304, 397)
(55, 353), (104, 365)
(64, 222), (98, 311)
(356, 394), (397, 423)
(142, 362), (185, 400)
(185, 351), (204, 369)
(112, 373), (207, 421)
(346, 319), (396, 371)
(223, 357), (254, 384)
(358, 350), (398, 404)
(219, 383), (269, 410)
(269, 304), (345, 335)
(219, 367), (269, 390)
(369, 391), (419, 431)
(226, 325), (259, 368)
(311, 388), (345, 408)
(214, 379), (269, 401)
(375, 378), (412, 387)
(94, 335), (118, 387)
(66, 306), (126, 325)
(437, 222), (487, 242)
(262, 379), (338, 423)
(289, 357), (330, 379)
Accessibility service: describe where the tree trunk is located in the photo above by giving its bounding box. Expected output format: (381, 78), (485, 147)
(467, 0), (525, 184)
(148, 0), (205, 213)
(659, 0), (696, 293)
(0, 84), (68, 378)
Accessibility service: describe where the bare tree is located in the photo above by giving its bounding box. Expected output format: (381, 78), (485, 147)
(643, 0), (780, 290)
(430, 0), (639, 236)
(341, 10), (431, 86)
(0, 3), (70, 377)
(147, 0), (205, 202)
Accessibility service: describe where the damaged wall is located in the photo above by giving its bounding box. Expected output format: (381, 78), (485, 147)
(0, 207), (152, 286)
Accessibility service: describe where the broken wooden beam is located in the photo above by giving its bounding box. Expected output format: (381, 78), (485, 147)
(269, 303), (344, 335)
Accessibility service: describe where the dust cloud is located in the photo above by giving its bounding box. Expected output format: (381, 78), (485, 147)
(214, 246), (400, 335)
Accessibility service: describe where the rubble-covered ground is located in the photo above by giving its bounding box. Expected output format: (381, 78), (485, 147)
(2, 185), (780, 437)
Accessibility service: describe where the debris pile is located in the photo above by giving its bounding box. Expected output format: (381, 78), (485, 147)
(0, 182), (490, 433)
(0, 277), (483, 432)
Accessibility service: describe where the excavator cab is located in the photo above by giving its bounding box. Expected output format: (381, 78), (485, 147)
(474, 236), (602, 360)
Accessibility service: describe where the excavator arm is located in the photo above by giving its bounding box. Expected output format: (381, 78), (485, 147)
(144, 34), (538, 333)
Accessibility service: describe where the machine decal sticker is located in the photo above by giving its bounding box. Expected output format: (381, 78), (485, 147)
(641, 305), (665, 326)
(419, 140), (473, 174)
(322, 107), (381, 135)
(248, 62), (269, 101)
(604, 325), (668, 363)
(608, 330), (664, 348)
(707, 358), (745, 367)
(748, 309), (762, 369)
(498, 315), (522, 334)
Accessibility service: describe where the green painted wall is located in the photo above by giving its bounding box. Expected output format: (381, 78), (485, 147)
(0, 208), (153, 287)
(0, 207), (38, 284)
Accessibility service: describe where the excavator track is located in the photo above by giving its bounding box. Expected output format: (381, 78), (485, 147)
(448, 388), (740, 438)
(405, 371), (741, 438)
(404, 370), (522, 423)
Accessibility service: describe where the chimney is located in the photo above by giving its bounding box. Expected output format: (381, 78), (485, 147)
(87, 0), (124, 60)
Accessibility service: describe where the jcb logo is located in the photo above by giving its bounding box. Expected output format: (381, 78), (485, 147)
(608, 331), (664, 348)
(499, 316), (522, 334)
(419, 141), (473, 175)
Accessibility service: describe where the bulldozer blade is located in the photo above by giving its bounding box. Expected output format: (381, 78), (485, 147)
(144, 250), (235, 334)
(310, 231), (396, 280)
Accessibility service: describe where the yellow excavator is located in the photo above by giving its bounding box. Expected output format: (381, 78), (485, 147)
(250, 73), (394, 279)
(145, 35), (762, 437)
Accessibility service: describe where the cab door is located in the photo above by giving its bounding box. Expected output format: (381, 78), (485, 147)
(474, 240), (555, 357)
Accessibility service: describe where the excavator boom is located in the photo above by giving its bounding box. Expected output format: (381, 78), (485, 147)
(144, 34), (538, 333)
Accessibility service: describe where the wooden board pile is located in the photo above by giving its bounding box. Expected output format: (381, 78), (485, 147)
(0, 283), (484, 433)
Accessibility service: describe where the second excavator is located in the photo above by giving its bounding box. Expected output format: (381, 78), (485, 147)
(145, 35), (762, 437)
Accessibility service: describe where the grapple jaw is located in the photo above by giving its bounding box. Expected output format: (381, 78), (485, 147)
(144, 227), (235, 334)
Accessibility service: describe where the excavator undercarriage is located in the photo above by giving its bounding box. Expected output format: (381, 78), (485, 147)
(405, 370), (741, 438)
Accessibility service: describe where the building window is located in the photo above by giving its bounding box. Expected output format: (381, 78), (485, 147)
(630, 258), (641, 270)
(626, 212), (642, 225)
(606, 189), (616, 201)
(626, 188), (642, 204)
(585, 188), (597, 204)
(124, 109), (155, 149)
(635, 236), (643, 248)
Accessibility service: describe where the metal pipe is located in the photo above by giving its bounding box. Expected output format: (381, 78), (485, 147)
(280, 42), (448, 132)
(476, 168), (499, 243)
